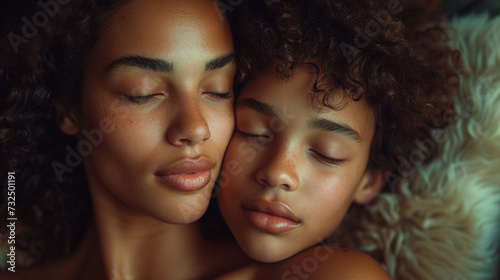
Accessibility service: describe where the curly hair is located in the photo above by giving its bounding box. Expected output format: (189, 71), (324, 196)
(230, 0), (462, 185)
(0, 0), (131, 268)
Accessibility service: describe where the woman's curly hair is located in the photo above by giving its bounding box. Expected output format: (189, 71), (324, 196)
(0, 0), (130, 268)
(230, 0), (463, 186)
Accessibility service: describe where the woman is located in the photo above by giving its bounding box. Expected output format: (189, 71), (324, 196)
(1, 0), (250, 279)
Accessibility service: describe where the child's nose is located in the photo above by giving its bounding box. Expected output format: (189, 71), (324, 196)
(255, 147), (299, 191)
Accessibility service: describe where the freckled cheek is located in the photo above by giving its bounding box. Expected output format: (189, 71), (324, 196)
(89, 110), (160, 166)
(307, 175), (356, 212)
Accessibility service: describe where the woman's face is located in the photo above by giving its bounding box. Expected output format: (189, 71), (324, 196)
(68, 0), (235, 224)
(217, 67), (381, 262)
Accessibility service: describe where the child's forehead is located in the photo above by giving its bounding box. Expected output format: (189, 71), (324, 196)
(238, 67), (375, 132)
(243, 65), (354, 109)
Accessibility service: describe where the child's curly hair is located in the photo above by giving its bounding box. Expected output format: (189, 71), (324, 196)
(230, 0), (462, 184)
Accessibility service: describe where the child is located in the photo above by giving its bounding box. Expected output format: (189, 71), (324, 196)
(214, 0), (461, 277)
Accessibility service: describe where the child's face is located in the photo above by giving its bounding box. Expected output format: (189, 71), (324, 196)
(218, 67), (379, 262)
(65, 0), (235, 224)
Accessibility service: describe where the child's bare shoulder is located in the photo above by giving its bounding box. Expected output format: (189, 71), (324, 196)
(252, 246), (392, 280)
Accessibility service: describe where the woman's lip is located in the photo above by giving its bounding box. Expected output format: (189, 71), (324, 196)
(241, 199), (301, 234)
(155, 157), (215, 175)
(156, 171), (211, 191)
(155, 157), (215, 191)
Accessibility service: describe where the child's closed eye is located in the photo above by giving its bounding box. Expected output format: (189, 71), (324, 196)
(235, 129), (271, 143)
(310, 149), (344, 166)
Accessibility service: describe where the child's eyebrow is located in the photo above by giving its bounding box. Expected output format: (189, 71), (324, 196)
(308, 117), (363, 143)
(236, 98), (278, 117)
(236, 98), (363, 143)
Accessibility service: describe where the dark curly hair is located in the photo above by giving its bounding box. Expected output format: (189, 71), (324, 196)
(0, 0), (131, 268)
(230, 0), (462, 184)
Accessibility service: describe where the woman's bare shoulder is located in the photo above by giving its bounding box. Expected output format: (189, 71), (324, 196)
(250, 246), (392, 280)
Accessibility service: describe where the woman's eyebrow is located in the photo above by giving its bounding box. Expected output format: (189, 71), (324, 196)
(308, 117), (363, 143)
(106, 56), (174, 73)
(236, 98), (278, 117)
(105, 54), (235, 74)
(205, 54), (235, 72)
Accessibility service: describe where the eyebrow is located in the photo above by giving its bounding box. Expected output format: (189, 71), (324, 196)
(236, 98), (278, 117)
(309, 117), (363, 143)
(237, 98), (363, 143)
(105, 53), (234, 74)
(106, 56), (174, 73)
(205, 54), (235, 72)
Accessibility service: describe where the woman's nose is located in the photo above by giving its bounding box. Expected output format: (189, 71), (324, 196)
(166, 99), (211, 146)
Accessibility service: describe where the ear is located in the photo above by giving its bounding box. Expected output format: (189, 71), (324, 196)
(56, 103), (81, 136)
(353, 169), (385, 205)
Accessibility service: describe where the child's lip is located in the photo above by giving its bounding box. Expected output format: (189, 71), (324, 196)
(241, 199), (301, 234)
(242, 198), (300, 223)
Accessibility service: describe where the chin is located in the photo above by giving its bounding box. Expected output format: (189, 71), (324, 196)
(151, 199), (210, 225)
(240, 242), (292, 263)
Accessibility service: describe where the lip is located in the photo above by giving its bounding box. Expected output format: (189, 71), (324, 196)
(242, 199), (301, 234)
(155, 157), (215, 191)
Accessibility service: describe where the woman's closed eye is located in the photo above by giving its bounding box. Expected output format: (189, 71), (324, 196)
(122, 93), (163, 104)
(204, 92), (233, 99)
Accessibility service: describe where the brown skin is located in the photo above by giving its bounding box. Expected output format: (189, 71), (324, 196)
(218, 66), (386, 262)
(215, 247), (392, 280)
(2, 0), (250, 279)
(1, 2), (390, 279)
(214, 66), (391, 279)
(64, 0), (251, 278)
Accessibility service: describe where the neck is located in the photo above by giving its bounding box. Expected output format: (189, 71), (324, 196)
(89, 183), (250, 279)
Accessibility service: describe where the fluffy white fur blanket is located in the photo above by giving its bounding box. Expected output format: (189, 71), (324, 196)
(333, 14), (500, 280)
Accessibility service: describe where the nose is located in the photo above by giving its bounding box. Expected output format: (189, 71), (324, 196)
(256, 147), (299, 191)
(167, 98), (211, 146)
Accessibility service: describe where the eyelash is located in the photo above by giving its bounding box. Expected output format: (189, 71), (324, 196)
(123, 92), (232, 104)
(237, 131), (343, 166)
(311, 150), (344, 166)
(236, 130), (269, 141)
(122, 94), (161, 104)
(206, 92), (232, 99)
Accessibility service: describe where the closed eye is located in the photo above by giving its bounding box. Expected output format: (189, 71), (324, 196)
(122, 94), (163, 104)
(310, 150), (344, 166)
(205, 92), (233, 99)
(236, 130), (270, 143)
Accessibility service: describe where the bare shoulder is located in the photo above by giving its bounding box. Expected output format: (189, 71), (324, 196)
(252, 246), (392, 280)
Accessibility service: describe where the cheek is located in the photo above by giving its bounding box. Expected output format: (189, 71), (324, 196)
(208, 102), (235, 145)
(79, 99), (163, 175)
(302, 172), (357, 226)
(219, 138), (261, 199)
